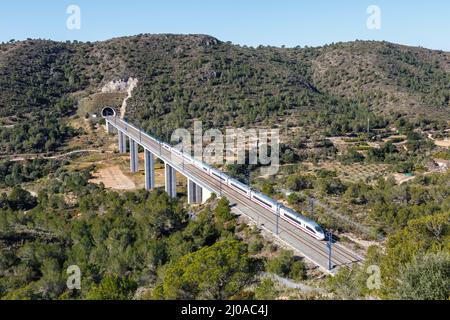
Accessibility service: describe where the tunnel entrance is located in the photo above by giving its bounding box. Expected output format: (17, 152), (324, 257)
(101, 107), (116, 118)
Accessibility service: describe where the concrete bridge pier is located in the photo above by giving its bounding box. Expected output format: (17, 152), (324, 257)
(118, 132), (127, 154)
(195, 183), (203, 204)
(187, 179), (204, 204)
(144, 149), (155, 190)
(165, 163), (177, 198)
(106, 121), (116, 134)
(130, 139), (139, 173)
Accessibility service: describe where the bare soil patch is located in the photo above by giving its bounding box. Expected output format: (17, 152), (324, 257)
(90, 165), (136, 190)
(434, 139), (450, 148)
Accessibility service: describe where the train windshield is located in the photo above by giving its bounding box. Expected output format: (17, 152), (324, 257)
(315, 226), (323, 233)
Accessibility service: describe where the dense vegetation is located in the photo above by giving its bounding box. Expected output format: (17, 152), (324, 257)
(1, 168), (308, 300)
(1, 35), (449, 151)
(283, 170), (450, 236)
(2, 166), (446, 300)
(0, 117), (77, 154)
(0, 35), (449, 300)
(328, 212), (449, 300)
(0, 159), (63, 187)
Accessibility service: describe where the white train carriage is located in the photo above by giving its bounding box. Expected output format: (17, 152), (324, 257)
(210, 168), (228, 183)
(279, 207), (325, 240)
(162, 143), (172, 151)
(228, 178), (251, 197)
(250, 191), (278, 212)
(193, 159), (211, 174)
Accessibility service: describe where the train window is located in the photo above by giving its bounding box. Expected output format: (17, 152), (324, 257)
(231, 182), (247, 193)
(212, 171), (225, 180)
(306, 226), (315, 233)
(284, 213), (299, 224)
(253, 196), (273, 208)
(212, 172), (221, 178)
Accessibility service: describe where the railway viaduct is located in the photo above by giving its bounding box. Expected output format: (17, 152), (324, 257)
(101, 107), (363, 274)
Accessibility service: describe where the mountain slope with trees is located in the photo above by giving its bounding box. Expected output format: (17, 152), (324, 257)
(1, 35), (449, 152)
(0, 35), (449, 300)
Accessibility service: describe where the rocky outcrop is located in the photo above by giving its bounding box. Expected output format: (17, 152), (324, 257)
(101, 78), (139, 118)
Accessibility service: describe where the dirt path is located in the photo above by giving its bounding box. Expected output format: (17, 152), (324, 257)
(435, 140), (450, 148)
(46, 149), (111, 159)
(3, 149), (112, 162)
(261, 272), (326, 294)
(120, 78), (138, 118)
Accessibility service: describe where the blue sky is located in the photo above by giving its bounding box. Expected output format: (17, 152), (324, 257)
(1, 0), (449, 50)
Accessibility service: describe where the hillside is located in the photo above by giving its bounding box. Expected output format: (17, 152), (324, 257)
(0, 35), (449, 301)
(1, 35), (449, 140)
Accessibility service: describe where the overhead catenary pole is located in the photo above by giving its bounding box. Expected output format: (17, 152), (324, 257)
(327, 230), (333, 271)
(276, 204), (280, 236)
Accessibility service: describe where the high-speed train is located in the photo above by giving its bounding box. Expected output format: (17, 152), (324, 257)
(162, 144), (326, 241)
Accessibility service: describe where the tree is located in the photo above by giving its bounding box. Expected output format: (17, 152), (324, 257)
(86, 275), (137, 300)
(395, 253), (450, 300)
(287, 193), (305, 206)
(266, 250), (305, 280)
(262, 182), (275, 196)
(344, 183), (369, 205)
(254, 278), (277, 300)
(341, 148), (364, 164)
(317, 177), (347, 196)
(327, 265), (367, 299)
(286, 175), (313, 191)
(7, 186), (37, 211)
(157, 240), (257, 299)
(380, 212), (450, 297)
(215, 197), (233, 222)
(289, 260), (307, 281)
(214, 197), (235, 233)
(36, 258), (65, 299)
